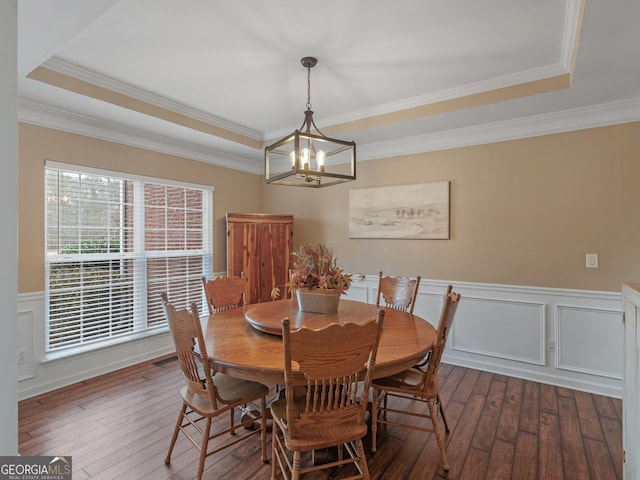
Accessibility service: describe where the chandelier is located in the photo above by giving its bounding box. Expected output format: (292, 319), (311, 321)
(264, 57), (356, 187)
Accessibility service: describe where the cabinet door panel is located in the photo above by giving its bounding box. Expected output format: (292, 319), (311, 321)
(259, 222), (292, 303)
(227, 221), (261, 303)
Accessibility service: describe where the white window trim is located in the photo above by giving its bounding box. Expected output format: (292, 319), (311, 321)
(44, 160), (215, 193)
(44, 161), (213, 358)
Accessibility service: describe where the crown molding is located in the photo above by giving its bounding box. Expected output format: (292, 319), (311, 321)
(44, 56), (570, 147)
(561, 0), (584, 70)
(18, 99), (263, 174)
(266, 63), (570, 140)
(19, 96), (640, 173)
(42, 57), (263, 141)
(358, 98), (640, 160)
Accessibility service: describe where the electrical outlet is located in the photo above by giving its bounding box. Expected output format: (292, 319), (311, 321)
(17, 348), (28, 365)
(546, 341), (556, 353)
(586, 253), (599, 268)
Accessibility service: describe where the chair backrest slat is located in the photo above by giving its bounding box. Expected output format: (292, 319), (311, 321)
(281, 310), (384, 438)
(376, 271), (421, 313)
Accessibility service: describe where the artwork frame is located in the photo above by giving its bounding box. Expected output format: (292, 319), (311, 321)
(349, 181), (450, 239)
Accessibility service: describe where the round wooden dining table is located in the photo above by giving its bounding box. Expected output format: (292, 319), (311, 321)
(204, 298), (436, 384)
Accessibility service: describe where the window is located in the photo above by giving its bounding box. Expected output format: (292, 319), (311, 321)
(45, 162), (212, 354)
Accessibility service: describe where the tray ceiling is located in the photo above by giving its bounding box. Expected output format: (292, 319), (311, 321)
(17, 0), (640, 174)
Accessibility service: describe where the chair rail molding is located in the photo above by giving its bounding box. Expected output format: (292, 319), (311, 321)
(18, 278), (623, 399)
(346, 276), (623, 398)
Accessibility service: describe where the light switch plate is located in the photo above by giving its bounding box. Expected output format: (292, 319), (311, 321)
(586, 253), (599, 268)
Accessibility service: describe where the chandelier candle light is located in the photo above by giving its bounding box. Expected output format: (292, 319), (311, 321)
(264, 57), (356, 187)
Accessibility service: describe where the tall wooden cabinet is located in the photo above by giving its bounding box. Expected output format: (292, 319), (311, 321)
(226, 213), (293, 304)
(622, 283), (640, 479)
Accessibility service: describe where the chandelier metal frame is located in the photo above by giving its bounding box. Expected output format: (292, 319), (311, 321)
(264, 57), (356, 187)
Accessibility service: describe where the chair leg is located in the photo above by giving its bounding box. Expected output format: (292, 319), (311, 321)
(165, 403), (187, 464)
(260, 397), (268, 463)
(383, 390), (388, 419)
(371, 388), (379, 452)
(437, 393), (450, 433)
(355, 438), (371, 480)
(196, 417), (212, 480)
(428, 398), (449, 471)
(271, 422), (280, 480)
(292, 451), (301, 480)
(230, 405), (236, 435)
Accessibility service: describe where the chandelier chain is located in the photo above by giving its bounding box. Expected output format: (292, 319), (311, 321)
(306, 64), (312, 110)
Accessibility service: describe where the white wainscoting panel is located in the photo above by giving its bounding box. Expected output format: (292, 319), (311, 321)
(451, 296), (546, 366)
(556, 304), (623, 379)
(17, 310), (35, 381)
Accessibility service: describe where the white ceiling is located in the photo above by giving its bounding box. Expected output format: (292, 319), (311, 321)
(17, 0), (640, 175)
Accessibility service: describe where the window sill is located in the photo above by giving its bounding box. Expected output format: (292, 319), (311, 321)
(41, 326), (170, 364)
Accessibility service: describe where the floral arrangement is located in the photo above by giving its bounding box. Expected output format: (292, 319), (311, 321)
(288, 243), (352, 295)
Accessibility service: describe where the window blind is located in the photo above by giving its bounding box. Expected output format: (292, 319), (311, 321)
(45, 165), (212, 353)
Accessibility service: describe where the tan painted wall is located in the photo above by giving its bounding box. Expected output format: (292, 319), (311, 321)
(18, 122), (640, 294)
(18, 124), (262, 293)
(262, 122), (640, 292)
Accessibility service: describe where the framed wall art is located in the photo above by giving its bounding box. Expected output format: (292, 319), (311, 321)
(349, 181), (450, 239)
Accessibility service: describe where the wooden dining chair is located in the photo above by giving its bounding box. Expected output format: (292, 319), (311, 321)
(201, 273), (245, 314)
(271, 310), (385, 480)
(376, 271), (421, 313)
(161, 293), (268, 480)
(371, 285), (461, 471)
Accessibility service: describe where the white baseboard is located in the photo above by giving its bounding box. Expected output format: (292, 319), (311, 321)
(18, 343), (175, 400)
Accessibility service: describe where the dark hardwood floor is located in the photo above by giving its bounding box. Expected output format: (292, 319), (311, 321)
(18, 355), (623, 479)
